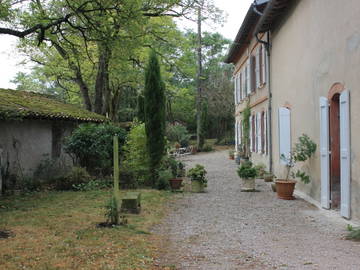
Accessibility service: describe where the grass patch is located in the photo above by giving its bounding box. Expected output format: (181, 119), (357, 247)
(0, 189), (173, 269)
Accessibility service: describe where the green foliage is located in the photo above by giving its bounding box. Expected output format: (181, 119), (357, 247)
(281, 134), (317, 183)
(201, 144), (213, 152)
(54, 167), (91, 191)
(254, 163), (266, 178)
(156, 169), (172, 190)
(237, 161), (258, 179)
(64, 123), (126, 175)
(104, 196), (120, 225)
(199, 101), (208, 150)
(73, 179), (112, 191)
(144, 50), (166, 186)
(166, 123), (191, 147)
(137, 94), (145, 122)
(346, 227), (360, 241)
(187, 164), (207, 185)
(122, 122), (150, 187)
(33, 157), (70, 184)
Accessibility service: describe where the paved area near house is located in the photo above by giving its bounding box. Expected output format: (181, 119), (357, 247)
(153, 150), (360, 270)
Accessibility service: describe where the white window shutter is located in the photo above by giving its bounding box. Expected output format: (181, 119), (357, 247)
(235, 122), (238, 151)
(236, 75), (241, 103)
(234, 76), (237, 104)
(340, 90), (351, 219)
(239, 73), (242, 101)
(257, 112), (262, 154)
(278, 107), (291, 164)
(239, 120), (242, 146)
(255, 48), (260, 89)
(261, 44), (266, 85)
(320, 97), (330, 209)
(241, 70), (246, 98)
(249, 115), (253, 153)
(264, 111), (267, 155)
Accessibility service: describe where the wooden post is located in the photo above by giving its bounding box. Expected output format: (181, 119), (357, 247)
(113, 135), (120, 196)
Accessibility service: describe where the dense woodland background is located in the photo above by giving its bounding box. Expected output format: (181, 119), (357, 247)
(0, 0), (234, 142)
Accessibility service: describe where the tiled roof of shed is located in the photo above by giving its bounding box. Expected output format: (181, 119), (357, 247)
(0, 88), (106, 122)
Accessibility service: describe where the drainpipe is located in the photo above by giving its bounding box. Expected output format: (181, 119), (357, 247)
(252, 2), (273, 174)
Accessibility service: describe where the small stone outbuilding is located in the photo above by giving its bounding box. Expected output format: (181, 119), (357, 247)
(0, 89), (105, 192)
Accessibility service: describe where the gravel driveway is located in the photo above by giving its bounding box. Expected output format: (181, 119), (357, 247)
(153, 150), (360, 270)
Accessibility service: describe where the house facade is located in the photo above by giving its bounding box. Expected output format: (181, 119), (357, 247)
(0, 89), (105, 192)
(225, 0), (270, 168)
(227, 0), (360, 221)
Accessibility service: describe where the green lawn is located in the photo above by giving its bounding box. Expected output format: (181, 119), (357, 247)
(0, 189), (173, 270)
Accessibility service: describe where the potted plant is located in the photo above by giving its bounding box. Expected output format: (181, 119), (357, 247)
(254, 163), (266, 179)
(263, 171), (275, 182)
(187, 164), (207, 193)
(168, 160), (185, 191)
(237, 160), (258, 192)
(276, 134), (316, 200)
(228, 150), (235, 160)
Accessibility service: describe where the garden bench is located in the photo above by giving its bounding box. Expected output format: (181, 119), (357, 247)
(120, 192), (141, 214)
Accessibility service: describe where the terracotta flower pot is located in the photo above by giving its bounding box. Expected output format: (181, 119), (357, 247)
(275, 179), (296, 200)
(263, 174), (274, 182)
(169, 178), (183, 190)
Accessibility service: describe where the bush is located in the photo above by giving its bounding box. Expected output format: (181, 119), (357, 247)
(166, 123), (191, 147)
(73, 178), (112, 191)
(187, 164), (207, 185)
(201, 144), (213, 152)
(54, 167), (91, 190)
(122, 122), (150, 187)
(237, 161), (257, 179)
(156, 169), (172, 190)
(64, 123), (126, 175)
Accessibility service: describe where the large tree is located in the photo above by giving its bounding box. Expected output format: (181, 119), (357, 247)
(144, 50), (166, 186)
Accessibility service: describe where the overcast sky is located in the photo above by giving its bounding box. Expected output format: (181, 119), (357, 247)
(0, 0), (252, 89)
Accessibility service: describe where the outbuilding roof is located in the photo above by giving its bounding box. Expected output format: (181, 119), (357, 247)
(0, 88), (106, 122)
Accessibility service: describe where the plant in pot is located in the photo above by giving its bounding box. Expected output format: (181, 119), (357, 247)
(254, 163), (266, 179)
(276, 134), (317, 200)
(263, 171), (275, 182)
(237, 160), (258, 192)
(165, 158), (185, 191)
(187, 164), (207, 193)
(228, 150), (235, 160)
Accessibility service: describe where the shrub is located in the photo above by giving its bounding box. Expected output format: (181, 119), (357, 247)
(237, 161), (257, 179)
(64, 123), (126, 175)
(187, 164), (207, 185)
(72, 179), (112, 191)
(54, 167), (91, 190)
(166, 123), (191, 147)
(156, 169), (172, 190)
(201, 144), (213, 152)
(122, 122), (150, 187)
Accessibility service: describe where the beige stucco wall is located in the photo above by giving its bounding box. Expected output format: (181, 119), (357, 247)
(270, 0), (360, 219)
(0, 119), (75, 187)
(234, 34), (270, 169)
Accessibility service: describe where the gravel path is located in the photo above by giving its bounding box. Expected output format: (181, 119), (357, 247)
(153, 150), (360, 270)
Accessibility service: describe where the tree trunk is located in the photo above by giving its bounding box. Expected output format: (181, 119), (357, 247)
(196, 4), (204, 149)
(52, 41), (93, 111)
(94, 44), (112, 115)
(74, 69), (92, 111)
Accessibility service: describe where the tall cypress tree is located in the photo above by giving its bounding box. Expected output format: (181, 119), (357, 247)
(144, 50), (166, 186)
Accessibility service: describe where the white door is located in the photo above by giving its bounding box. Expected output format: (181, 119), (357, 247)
(319, 97), (330, 209)
(340, 90), (351, 219)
